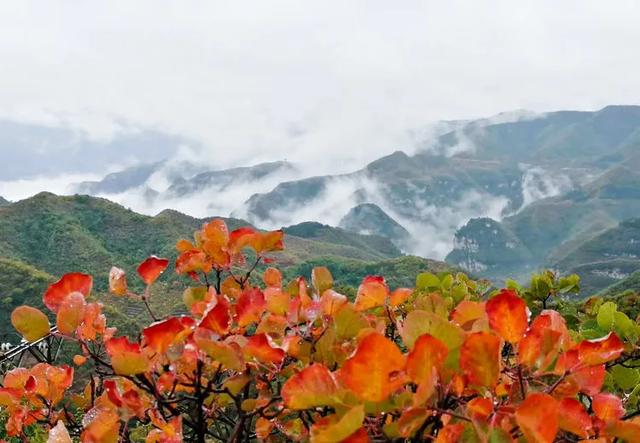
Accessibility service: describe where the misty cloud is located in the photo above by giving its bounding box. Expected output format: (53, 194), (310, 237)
(0, 1), (639, 175)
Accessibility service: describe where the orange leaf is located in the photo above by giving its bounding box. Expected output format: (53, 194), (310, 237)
(56, 292), (86, 335)
(243, 333), (285, 366)
(199, 296), (231, 335)
(228, 227), (257, 253)
(143, 317), (195, 354)
(354, 276), (388, 311)
(435, 424), (465, 443)
(515, 393), (559, 443)
(254, 230), (285, 254)
(390, 288), (412, 307)
(467, 397), (493, 421)
(558, 398), (592, 438)
(175, 239), (195, 253)
(340, 332), (406, 402)
(406, 334), (448, 384)
(236, 288), (266, 327)
(11, 306), (50, 342)
(43, 273), (92, 313)
(137, 256), (169, 285)
(486, 289), (528, 343)
(320, 290), (348, 316)
(81, 406), (120, 443)
(460, 332), (501, 388)
(175, 250), (212, 275)
(282, 364), (340, 409)
(201, 219), (229, 248)
(450, 300), (486, 328)
(592, 393), (624, 422)
(263, 267), (282, 288)
(105, 337), (150, 376)
(577, 332), (624, 365)
(108, 266), (127, 296)
(342, 427), (369, 443)
(193, 328), (244, 371)
(265, 287), (291, 316)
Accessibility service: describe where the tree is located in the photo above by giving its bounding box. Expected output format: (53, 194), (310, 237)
(3, 219), (640, 442)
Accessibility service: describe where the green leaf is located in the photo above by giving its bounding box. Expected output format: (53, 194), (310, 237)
(558, 274), (580, 294)
(596, 301), (617, 331)
(505, 279), (523, 292)
(611, 365), (640, 391)
(416, 272), (440, 290)
(489, 428), (513, 443)
(613, 311), (639, 343)
(628, 383), (640, 409)
(441, 274), (453, 290)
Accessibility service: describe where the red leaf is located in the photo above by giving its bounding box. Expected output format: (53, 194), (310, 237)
(467, 397), (493, 421)
(435, 424), (465, 443)
(592, 393), (625, 422)
(137, 256), (169, 285)
(243, 333), (285, 366)
(515, 393), (559, 443)
(558, 398), (592, 438)
(43, 273), (93, 313)
(236, 288), (266, 327)
(486, 289), (528, 343)
(577, 332), (624, 365)
(199, 297), (231, 335)
(143, 317), (195, 354)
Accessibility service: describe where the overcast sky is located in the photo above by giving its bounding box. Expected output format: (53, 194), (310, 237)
(1, 0), (639, 173)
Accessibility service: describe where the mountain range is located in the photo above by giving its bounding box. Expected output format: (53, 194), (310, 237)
(0, 192), (451, 340)
(2, 104), (640, 313)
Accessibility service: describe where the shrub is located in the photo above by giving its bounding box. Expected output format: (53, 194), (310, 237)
(2, 219), (640, 442)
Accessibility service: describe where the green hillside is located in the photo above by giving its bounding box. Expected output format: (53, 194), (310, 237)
(285, 255), (456, 291)
(0, 193), (455, 338)
(0, 257), (54, 342)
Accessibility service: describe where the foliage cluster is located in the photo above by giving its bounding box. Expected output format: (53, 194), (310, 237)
(2, 219), (640, 442)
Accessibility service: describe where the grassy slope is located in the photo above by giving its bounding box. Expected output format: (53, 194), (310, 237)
(0, 193), (436, 337)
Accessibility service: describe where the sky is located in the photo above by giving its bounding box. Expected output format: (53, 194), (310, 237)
(0, 0), (639, 175)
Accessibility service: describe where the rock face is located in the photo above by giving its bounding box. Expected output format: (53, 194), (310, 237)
(339, 203), (410, 246)
(551, 218), (640, 295)
(446, 218), (533, 277)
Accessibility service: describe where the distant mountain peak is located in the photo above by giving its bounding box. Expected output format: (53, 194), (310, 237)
(0, 196), (10, 207)
(339, 203), (410, 245)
